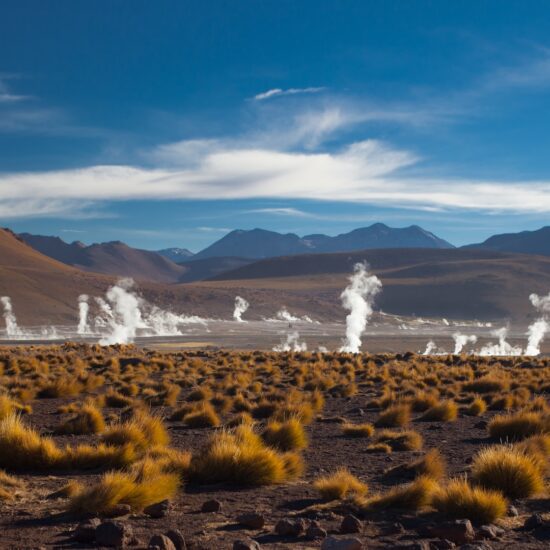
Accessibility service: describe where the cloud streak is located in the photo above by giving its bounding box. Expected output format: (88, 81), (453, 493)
(253, 87), (325, 101)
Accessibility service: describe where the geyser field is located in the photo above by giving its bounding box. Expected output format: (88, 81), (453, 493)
(0, 264), (549, 549)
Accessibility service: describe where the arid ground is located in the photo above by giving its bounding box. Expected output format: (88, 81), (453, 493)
(0, 345), (548, 549)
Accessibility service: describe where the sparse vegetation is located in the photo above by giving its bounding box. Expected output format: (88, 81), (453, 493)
(313, 468), (368, 500)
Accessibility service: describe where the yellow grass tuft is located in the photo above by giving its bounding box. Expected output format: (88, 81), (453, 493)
(57, 404), (105, 435)
(313, 468), (368, 501)
(183, 403), (221, 428)
(465, 397), (487, 416)
(488, 411), (548, 441)
(419, 401), (458, 422)
(375, 429), (423, 451)
(471, 445), (545, 499)
(432, 478), (507, 524)
(341, 422), (375, 438)
(375, 403), (411, 428)
(263, 418), (308, 451)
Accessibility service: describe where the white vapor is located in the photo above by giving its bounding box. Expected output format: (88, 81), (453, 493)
(525, 292), (550, 355)
(233, 296), (249, 322)
(1, 296), (22, 337)
(77, 294), (91, 334)
(273, 331), (307, 352)
(339, 262), (382, 353)
(478, 327), (523, 356)
(452, 332), (477, 354)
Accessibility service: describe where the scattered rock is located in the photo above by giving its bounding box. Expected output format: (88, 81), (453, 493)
(165, 529), (186, 550)
(144, 499), (171, 518)
(149, 534), (176, 550)
(321, 537), (363, 550)
(95, 520), (134, 548)
(306, 520), (328, 540)
(340, 514), (362, 534)
(233, 540), (261, 550)
(429, 520), (475, 545)
(430, 541), (456, 550)
(476, 525), (502, 540)
(508, 505), (519, 517)
(274, 518), (305, 537)
(73, 518), (101, 543)
(524, 513), (545, 530)
(201, 499), (222, 513)
(104, 504), (132, 518)
(236, 513), (266, 530)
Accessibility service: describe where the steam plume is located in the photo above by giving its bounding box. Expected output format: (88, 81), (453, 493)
(478, 327), (522, 356)
(339, 262), (382, 353)
(1, 296), (21, 337)
(273, 331), (307, 352)
(77, 294), (91, 334)
(452, 332), (477, 354)
(233, 296), (249, 322)
(525, 292), (550, 355)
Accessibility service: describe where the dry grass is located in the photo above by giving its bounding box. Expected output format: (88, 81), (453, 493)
(183, 403), (221, 428)
(357, 476), (438, 511)
(465, 397), (487, 416)
(488, 411), (548, 441)
(419, 400), (458, 422)
(386, 448), (446, 481)
(374, 403), (411, 428)
(263, 418), (308, 451)
(432, 478), (507, 524)
(57, 404), (105, 435)
(341, 422), (375, 438)
(102, 411), (169, 452)
(375, 429), (423, 451)
(471, 445), (545, 499)
(313, 468), (368, 501)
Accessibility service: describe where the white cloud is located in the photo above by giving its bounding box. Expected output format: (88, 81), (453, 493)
(245, 207), (313, 217)
(3, 138), (550, 216)
(254, 87), (325, 101)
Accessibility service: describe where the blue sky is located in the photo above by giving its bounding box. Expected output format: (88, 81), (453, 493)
(2, 1), (550, 251)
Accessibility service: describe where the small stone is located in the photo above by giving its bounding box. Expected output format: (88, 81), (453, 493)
(340, 514), (362, 534)
(274, 518), (305, 537)
(321, 537), (363, 550)
(104, 503), (132, 518)
(237, 513), (266, 530)
(201, 499), (222, 512)
(476, 525), (497, 540)
(165, 529), (187, 550)
(95, 520), (133, 548)
(524, 513), (545, 530)
(508, 505), (519, 517)
(233, 540), (261, 550)
(429, 520), (475, 545)
(306, 520), (328, 540)
(144, 499), (171, 518)
(149, 534), (176, 550)
(73, 518), (101, 542)
(430, 541), (456, 550)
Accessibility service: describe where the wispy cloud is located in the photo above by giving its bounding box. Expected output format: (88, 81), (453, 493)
(244, 207), (314, 217)
(253, 87), (325, 101)
(196, 226), (231, 233)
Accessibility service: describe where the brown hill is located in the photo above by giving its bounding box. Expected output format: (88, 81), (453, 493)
(204, 248), (550, 323)
(20, 233), (188, 283)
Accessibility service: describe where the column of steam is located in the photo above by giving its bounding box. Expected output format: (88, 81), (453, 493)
(1, 296), (22, 338)
(77, 294), (91, 334)
(233, 296), (249, 322)
(339, 262), (382, 353)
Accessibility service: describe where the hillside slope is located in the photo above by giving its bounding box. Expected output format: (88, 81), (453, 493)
(467, 226), (550, 256)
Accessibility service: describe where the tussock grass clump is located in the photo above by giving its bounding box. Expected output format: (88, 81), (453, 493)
(471, 445), (545, 499)
(341, 422), (375, 438)
(38, 379), (83, 398)
(463, 376), (508, 394)
(189, 426), (299, 486)
(0, 395), (29, 420)
(69, 467), (180, 515)
(409, 391), (439, 412)
(102, 411), (169, 452)
(63, 442), (137, 470)
(104, 391), (134, 408)
(387, 448), (446, 481)
(465, 397), (487, 416)
(358, 476), (438, 512)
(183, 403), (221, 428)
(517, 434), (550, 461)
(488, 411), (548, 441)
(419, 401), (458, 422)
(0, 469), (25, 500)
(48, 479), (81, 500)
(366, 442), (392, 453)
(57, 404), (105, 435)
(263, 418), (307, 451)
(375, 403), (411, 428)
(313, 468), (368, 501)
(432, 479), (507, 524)
(375, 429), (423, 451)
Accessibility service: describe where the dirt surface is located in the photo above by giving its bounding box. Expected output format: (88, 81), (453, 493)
(0, 345), (548, 549)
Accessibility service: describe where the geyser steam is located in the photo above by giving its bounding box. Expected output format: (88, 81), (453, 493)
(525, 292), (550, 355)
(1, 296), (21, 337)
(77, 294), (91, 334)
(233, 296), (249, 322)
(273, 331), (307, 352)
(339, 262), (382, 353)
(452, 332), (477, 354)
(478, 327), (522, 356)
